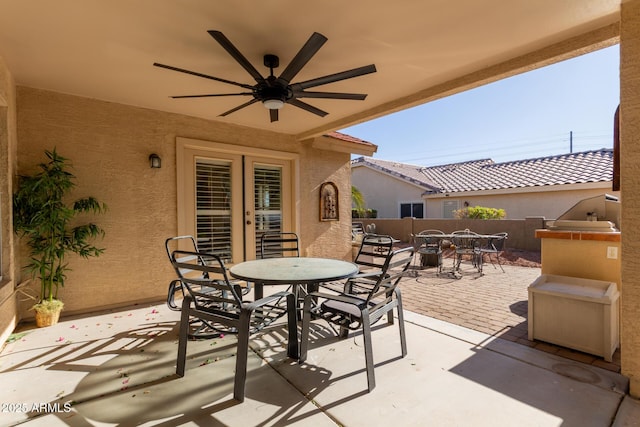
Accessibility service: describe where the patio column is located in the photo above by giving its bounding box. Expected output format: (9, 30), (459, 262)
(620, 0), (640, 399)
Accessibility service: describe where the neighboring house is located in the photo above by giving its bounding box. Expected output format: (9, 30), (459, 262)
(351, 149), (619, 220)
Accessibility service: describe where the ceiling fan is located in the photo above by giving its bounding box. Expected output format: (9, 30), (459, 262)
(153, 30), (376, 122)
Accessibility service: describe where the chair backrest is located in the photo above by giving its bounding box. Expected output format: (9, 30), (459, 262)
(352, 222), (366, 241)
(489, 232), (508, 251)
(260, 232), (300, 259)
(165, 235), (198, 260)
(363, 246), (414, 305)
(416, 229), (445, 247)
(170, 250), (244, 311)
(354, 234), (395, 271)
(165, 235), (210, 279)
(451, 229), (480, 251)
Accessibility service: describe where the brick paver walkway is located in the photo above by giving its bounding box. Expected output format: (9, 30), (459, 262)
(399, 254), (621, 373)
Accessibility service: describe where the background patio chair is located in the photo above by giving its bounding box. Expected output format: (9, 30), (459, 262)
(299, 245), (414, 392)
(479, 232), (508, 273)
(170, 249), (298, 402)
(351, 221), (366, 241)
(451, 229), (482, 273)
(416, 229), (444, 274)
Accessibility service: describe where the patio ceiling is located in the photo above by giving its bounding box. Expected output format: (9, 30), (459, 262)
(0, 1), (620, 139)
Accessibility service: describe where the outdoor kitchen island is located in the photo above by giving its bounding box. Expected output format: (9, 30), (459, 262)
(531, 226), (621, 361)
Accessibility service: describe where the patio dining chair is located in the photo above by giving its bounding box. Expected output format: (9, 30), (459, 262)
(260, 231), (300, 259)
(165, 236), (252, 337)
(170, 249), (298, 402)
(479, 232), (508, 273)
(451, 229), (482, 273)
(299, 245), (414, 392)
(351, 221), (366, 241)
(416, 229), (445, 274)
(321, 233), (395, 294)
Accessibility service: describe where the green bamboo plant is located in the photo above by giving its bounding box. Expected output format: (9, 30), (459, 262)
(13, 148), (106, 315)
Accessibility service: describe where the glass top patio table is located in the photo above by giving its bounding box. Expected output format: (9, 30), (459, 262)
(229, 257), (359, 299)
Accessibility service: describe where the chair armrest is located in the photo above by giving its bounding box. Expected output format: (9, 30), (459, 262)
(243, 291), (293, 311)
(305, 291), (365, 306)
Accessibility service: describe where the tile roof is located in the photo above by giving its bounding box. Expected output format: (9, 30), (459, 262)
(351, 149), (614, 194)
(324, 131), (376, 148)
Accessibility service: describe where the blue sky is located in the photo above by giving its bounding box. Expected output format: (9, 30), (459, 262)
(340, 45), (619, 166)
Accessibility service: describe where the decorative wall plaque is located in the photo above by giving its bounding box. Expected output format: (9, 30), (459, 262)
(320, 182), (339, 221)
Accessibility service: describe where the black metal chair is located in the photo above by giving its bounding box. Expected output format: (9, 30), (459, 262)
(170, 249), (298, 402)
(451, 229), (482, 273)
(299, 245), (414, 392)
(165, 235), (252, 338)
(353, 234), (394, 270)
(479, 232), (508, 273)
(260, 231), (300, 259)
(415, 229), (444, 274)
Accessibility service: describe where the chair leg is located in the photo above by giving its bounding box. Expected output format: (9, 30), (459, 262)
(176, 296), (192, 377)
(361, 312), (376, 392)
(395, 288), (408, 358)
(496, 254), (505, 272)
(233, 310), (252, 402)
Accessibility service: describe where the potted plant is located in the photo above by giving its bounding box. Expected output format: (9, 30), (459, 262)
(13, 148), (106, 327)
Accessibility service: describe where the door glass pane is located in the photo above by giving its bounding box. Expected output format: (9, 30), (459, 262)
(254, 165), (282, 253)
(195, 160), (232, 262)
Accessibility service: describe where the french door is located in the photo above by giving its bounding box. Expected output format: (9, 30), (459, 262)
(177, 139), (296, 264)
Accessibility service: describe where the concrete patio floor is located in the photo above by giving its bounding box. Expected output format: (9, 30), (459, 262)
(1, 273), (640, 427)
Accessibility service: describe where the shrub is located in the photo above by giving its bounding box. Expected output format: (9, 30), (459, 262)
(454, 205), (505, 220)
(351, 208), (378, 218)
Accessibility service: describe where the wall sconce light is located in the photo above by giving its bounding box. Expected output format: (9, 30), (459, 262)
(149, 153), (161, 169)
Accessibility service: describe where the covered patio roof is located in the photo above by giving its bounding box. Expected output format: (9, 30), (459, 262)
(0, 1), (619, 138)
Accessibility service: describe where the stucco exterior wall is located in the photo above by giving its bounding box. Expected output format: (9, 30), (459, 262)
(426, 186), (619, 220)
(352, 166), (425, 218)
(620, 0), (640, 398)
(14, 87), (352, 318)
(299, 141), (353, 259)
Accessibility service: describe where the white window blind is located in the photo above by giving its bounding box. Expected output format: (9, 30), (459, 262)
(443, 200), (459, 219)
(254, 165), (282, 251)
(195, 160), (232, 262)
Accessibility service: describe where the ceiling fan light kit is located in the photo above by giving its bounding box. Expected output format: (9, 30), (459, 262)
(154, 30), (376, 122)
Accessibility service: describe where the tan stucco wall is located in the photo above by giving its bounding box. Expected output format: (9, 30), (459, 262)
(352, 166), (425, 218)
(537, 232), (621, 290)
(0, 55), (18, 345)
(426, 186), (619, 220)
(620, 0), (640, 398)
(14, 87), (352, 319)
(299, 141), (353, 259)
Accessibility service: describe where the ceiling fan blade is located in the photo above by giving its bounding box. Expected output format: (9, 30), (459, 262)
(270, 109), (279, 122)
(208, 30), (264, 83)
(293, 91), (368, 100)
(278, 32), (328, 83)
(293, 64), (377, 90)
(171, 93), (253, 99)
(219, 98), (260, 117)
(288, 99), (328, 117)
(153, 63), (254, 90)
